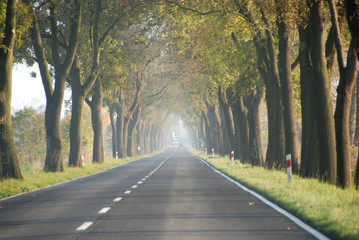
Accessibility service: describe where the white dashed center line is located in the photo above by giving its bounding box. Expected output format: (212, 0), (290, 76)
(124, 190), (131, 194)
(98, 207), (111, 214)
(113, 197), (123, 202)
(132, 185), (138, 189)
(76, 222), (93, 231)
(138, 181), (143, 184)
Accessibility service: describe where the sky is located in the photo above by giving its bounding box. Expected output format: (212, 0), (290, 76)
(11, 63), (71, 116)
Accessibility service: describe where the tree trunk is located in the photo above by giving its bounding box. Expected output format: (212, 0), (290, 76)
(89, 76), (104, 163)
(252, 33), (285, 170)
(334, 41), (358, 188)
(109, 103), (117, 158)
(127, 105), (141, 157)
(145, 123), (152, 154)
(327, 0), (359, 188)
(310, 1), (337, 184)
(0, 0), (23, 179)
(116, 94), (126, 158)
(137, 120), (144, 155)
(44, 76), (65, 172)
(202, 111), (213, 154)
(277, 19), (300, 173)
(248, 88), (265, 166)
(299, 25), (320, 178)
(345, 0), (359, 61)
(122, 117), (130, 158)
(218, 87), (236, 156)
(354, 78), (359, 190)
(234, 96), (250, 162)
(68, 58), (85, 167)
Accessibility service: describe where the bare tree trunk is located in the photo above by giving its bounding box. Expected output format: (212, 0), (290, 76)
(87, 76), (104, 163)
(109, 103), (117, 158)
(345, 0), (359, 61)
(68, 58), (85, 167)
(311, 1), (337, 184)
(0, 0), (23, 179)
(248, 88), (265, 166)
(218, 87), (236, 156)
(127, 106), (141, 157)
(328, 0), (359, 188)
(277, 18), (300, 173)
(299, 25), (320, 178)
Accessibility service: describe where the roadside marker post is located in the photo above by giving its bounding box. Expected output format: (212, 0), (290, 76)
(82, 156), (85, 167)
(205, 148), (207, 155)
(286, 154), (292, 183)
(231, 151), (234, 165)
(116, 151), (118, 160)
(212, 148), (214, 157)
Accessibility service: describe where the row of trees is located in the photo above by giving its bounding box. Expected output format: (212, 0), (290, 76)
(0, 0), (183, 180)
(156, 0), (359, 189)
(2, 0), (359, 191)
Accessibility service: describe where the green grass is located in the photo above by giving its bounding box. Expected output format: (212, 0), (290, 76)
(195, 151), (359, 240)
(0, 153), (156, 200)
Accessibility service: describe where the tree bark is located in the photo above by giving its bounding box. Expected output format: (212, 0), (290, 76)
(345, 0), (359, 61)
(127, 105), (141, 156)
(299, 25), (320, 178)
(328, 0), (359, 188)
(228, 92), (249, 162)
(0, 0), (23, 179)
(109, 103), (118, 158)
(277, 18), (300, 173)
(218, 86), (236, 156)
(68, 60), (85, 167)
(202, 111), (213, 154)
(248, 88), (265, 166)
(310, 1), (337, 184)
(253, 34), (285, 170)
(87, 76), (104, 163)
(334, 42), (358, 188)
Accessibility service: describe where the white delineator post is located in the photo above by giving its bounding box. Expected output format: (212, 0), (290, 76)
(116, 151), (118, 160)
(231, 151), (234, 165)
(212, 148), (214, 157)
(286, 154), (292, 183)
(205, 148), (207, 155)
(82, 156), (85, 167)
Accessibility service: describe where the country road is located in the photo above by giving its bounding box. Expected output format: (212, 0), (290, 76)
(0, 148), (328, 240)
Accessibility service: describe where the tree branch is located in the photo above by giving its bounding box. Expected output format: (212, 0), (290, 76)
(328, 0), (346, 73)
(163, 0), (221, 15)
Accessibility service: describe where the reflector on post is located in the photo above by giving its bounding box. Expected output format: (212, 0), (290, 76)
(286, 154), (292, 183)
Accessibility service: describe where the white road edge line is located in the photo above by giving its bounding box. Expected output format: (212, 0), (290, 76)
(113, 197), (122, 202)
(194, 155), (331, 240)
(76, 221), (93, 231)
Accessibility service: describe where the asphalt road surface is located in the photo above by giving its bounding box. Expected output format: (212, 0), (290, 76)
(0, 148), (328, 240)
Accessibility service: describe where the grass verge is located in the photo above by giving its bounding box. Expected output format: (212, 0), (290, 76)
(194, 151), (359, 240)
(0, 153), (156, 200)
